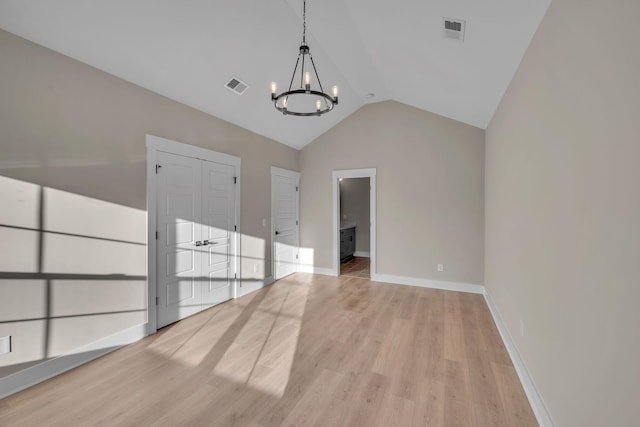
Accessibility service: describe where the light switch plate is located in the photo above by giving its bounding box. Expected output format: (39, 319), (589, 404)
(0, 336), (11, 355)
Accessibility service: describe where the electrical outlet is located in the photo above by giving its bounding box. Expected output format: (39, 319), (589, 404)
(262, 218), (267, 227)
(437, 263), (444, 272)
(0, 336), (11, 355)
(520, 319), (525, 337)
(253, 263), (258, 273)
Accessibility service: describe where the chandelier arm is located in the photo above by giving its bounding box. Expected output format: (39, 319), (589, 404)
(308, 54), (326, 96)
(288, 55), (301, 92)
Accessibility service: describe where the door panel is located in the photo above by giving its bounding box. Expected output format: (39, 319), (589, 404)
(201, 160), (235, 307)
(156, 152), (202, 328)
(166, 279), (195, 305)
(167, 221), (194, 245)
(166, 249), (194, 276)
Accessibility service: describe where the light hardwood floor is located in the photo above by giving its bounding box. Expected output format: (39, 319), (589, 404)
(0, 273), (537, 426)
(340, 257), (370, 279)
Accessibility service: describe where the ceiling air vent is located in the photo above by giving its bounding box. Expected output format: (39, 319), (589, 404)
(443, 18), (466, 42)
(225, 77), (249, 95)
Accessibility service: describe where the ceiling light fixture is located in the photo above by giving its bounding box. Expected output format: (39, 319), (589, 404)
(270, 0), (338, 117)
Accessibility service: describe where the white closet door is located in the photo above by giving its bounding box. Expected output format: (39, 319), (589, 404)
(273, 171), (299, 280)
(200, 160), (236, 308)
(156, 151), (203, 328)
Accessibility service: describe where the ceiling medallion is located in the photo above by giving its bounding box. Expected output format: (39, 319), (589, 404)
(270, 0), (338, 116)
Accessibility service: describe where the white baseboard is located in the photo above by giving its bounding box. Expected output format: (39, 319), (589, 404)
(0, 323), (147, 399)
(372, 273), (485, 294)
(353, 251), (370, 258)
(483, 292), (555, 427)
(237, 276), (274, 298)
(297, 265), (335, 276)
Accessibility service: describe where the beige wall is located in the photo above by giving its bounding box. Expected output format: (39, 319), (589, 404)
(339, 177), (370, 253)
(301, 101), (485, 284)
(0, 29), (298, 378)
(485, 0), (640, 425)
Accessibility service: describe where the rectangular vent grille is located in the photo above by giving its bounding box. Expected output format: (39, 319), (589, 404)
(225, 77), (249, 95)
(443, 18), (466, 42)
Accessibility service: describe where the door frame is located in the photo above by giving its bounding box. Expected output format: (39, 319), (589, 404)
(146, 134), (241, 335)
(271, 166), (301, 281)
(332, 168), (377, 277)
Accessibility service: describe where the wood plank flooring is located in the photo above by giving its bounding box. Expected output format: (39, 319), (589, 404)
(0, 273), (537, 426)
(340, 257), (370, 279)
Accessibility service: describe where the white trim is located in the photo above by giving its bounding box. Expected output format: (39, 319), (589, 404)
(146, 134), (241, 335)
(297, 265), (334, 276)
(270, 166), (301, 180)
(483, 292), (556, 427)
(147, 135), (241, 166)
(333, 168), (377, 277)
(353, 251), (370, 258)
(372, 273), (485, 294)
(237, 276), (275, 298)
(0, 324), (146, 399)
(271, 166), (301, 281)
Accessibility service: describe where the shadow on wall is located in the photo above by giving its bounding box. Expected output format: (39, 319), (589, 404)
(0, 175), (148, 378)
(0, 174), (307, 381)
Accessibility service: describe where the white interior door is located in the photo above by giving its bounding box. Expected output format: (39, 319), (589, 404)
(156, 151), (203, 328)
(156, 151), (237, 328)
(201, 160), (236, 308)
(272, 168), (300, 280)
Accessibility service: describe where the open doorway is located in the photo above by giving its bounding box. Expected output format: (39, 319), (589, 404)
(339, 177), (370, 278)
(332, 168), (376, 278)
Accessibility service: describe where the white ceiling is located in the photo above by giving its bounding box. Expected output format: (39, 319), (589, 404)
(0, 0), (550, 149)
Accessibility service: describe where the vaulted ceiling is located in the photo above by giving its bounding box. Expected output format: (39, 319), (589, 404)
(0, 0), (550, 149)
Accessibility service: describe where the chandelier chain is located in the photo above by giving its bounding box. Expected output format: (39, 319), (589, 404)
(302, 0), (306, 44)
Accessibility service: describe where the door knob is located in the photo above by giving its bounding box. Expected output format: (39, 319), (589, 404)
(203, 240), (209, 246)
(275, 231), (280, 235)
(195, 241), (202, 246)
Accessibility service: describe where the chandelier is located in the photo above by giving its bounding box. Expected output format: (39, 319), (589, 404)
(270, 0), (338, 116)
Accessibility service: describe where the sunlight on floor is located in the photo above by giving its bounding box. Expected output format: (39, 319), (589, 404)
(213, 280), (309, 397)
(144, 276), (310, 398)
(145, 299), (244, 367)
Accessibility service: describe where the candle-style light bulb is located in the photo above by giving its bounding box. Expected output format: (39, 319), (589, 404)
(305, 72), (311, 91)
(271, 82), (277, 94)
(316, 99), (321, 112)
(332, 85), (339, 98)
(283, 97), (288, 109)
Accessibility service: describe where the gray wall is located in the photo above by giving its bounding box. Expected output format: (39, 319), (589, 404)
(339, 177), (370, 254)
(301, 100), (485, 284)
(485, 0), (640, 425)
(0, 29), (298, 378)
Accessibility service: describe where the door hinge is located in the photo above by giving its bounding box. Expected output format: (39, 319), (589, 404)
(233, 177), (237, 184)
(155, 164), (162, 174)
(296, 254), (299, 260)
(155, 296), (159, 306)
(296, 220), (298, 226)
(296, 186), (299, 192)
(155, 231), (158, 240)
(234, 273), (237, 279)
(234, 225), (237, 231)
